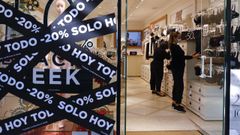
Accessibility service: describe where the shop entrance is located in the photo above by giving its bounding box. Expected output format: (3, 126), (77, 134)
(0, 0), (239, 134)
(122, 0), (237, 134)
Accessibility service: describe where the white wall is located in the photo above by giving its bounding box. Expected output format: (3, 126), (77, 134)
(103, 34), (115, 48)
(142, 0), (211, 28)
(127, 0), (211, 30)
(196, 0), (211, 12)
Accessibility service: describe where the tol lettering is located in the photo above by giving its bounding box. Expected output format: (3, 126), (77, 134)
(97, 62), (116, 79)
(4, 116), (28, 131)
(30, 110), (54, 122)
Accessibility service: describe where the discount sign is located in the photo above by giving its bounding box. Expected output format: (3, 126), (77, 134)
(0, 0), (118, 134)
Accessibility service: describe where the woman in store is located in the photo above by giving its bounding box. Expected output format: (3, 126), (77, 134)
(150, 35), (170, 96)
(168, 31), (199, 112)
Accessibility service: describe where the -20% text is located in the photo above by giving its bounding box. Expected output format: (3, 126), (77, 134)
(15, 17), (41, 33)
(26, 88), (53, 104)
(41, 29), (69, 43)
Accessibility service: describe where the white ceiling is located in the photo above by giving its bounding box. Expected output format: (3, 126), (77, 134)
(36, 0), (181, 29)
(4, 0), (182, 29)
(128, 0), (170, 22)
(126, 0), (180, 28)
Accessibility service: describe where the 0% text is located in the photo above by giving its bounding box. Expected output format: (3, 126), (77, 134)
(74, 95), (94, 106)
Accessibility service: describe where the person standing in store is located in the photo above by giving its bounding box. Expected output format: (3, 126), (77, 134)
(150, 39), (170, 96)
(168, 31), (199, 112)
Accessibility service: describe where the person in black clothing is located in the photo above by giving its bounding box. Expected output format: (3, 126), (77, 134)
(168, 32), (199, 112)
(150, 39), (170, 96)
(145, 33), (156, 59)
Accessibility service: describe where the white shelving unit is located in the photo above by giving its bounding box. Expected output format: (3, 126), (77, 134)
(187, 80), (223, 120)
(141, 64), (150, 82)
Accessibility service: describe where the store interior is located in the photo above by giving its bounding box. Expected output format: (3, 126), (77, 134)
(0, 0), (239, 135)
(123, 0), (227, 134)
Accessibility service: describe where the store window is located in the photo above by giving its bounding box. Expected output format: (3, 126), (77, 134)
(0, 0), (127, 135)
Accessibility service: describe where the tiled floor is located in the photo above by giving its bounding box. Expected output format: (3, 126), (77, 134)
(125, 77), (222, 135)
(10, 77), (223, 135)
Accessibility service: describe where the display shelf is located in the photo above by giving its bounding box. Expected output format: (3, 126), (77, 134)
(141, 64), (150, 82)
(187, 80), (223, 120)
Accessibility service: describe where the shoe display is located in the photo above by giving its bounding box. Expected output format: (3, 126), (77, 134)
(173, 105), (186, 113)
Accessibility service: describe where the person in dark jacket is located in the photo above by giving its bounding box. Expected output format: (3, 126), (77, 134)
(150, 40), (170, 96)
(168, 31), (199, 112)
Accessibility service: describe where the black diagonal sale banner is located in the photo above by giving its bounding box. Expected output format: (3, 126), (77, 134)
(0, 14), (116, 61)
(0, 0), (105, 63)
(0, 71), (116, 135)
(0, 83), (117, 134)
(0, 0), (103, 37)
(3, 14), (117, 82)
(0, 0), (117, 82)
(0, 0), (119, 134)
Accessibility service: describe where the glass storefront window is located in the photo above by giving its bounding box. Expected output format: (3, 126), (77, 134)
(0, 0), (127, 135)
(2, 0), (240, 134)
